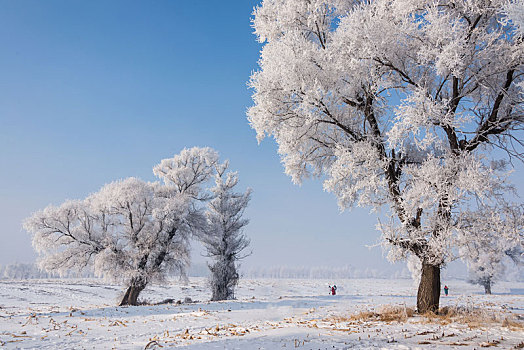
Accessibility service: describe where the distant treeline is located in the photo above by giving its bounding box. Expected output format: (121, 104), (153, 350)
(0, 263), (94, 279)
(0, 263), (209, 280)
(0, 262), (409, 280)
(242, 265), (412, 279)
(4, 262), (520, 281)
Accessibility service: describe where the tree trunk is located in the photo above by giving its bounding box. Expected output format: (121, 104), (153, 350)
(417, 262), (441, 313)
(210, 259), (238, 301)
(211, 284), (228, 301)
(484, 281), (492, 295)
(119, 282), (146, 306)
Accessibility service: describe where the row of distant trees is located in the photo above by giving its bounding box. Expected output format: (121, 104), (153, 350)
(0, 263), (88, 279)
(4, 260), (524, 284)
(0, 263), (398, 280)
(248, 264), (524, 285)
(24, 147), (251, 305)
(0, 263), (390, 280)
(244, 265), (409, 279)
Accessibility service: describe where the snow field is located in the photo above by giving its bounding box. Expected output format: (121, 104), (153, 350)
(0, 278), (523, 349)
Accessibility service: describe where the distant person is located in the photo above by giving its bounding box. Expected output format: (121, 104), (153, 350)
(444, 285), (449, 296)
(331, 285), (337, 295)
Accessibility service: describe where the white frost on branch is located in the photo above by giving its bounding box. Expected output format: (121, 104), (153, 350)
(24, 147), (222, 305)
(249, 0), (524, 272)
(502, 0), (524, 36)
(153, 147), (219, 199)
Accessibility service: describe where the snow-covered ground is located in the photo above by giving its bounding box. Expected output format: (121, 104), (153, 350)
(0, 278), (522, 349)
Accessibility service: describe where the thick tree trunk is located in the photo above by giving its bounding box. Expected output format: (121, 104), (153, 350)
(119, 282), (146, 306)
(211, 271), (233, 301)
(417, 262), (441, 313)
(484, 281), (492, 295)
(210, 259), (238, 301)
(211, 284), (228, 301)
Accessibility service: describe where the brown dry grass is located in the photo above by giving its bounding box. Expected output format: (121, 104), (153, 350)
(326, 305), (523, 330)
(419, 306), (524, 329)
(377, 305), (415, 322)
(348, 311), (378, 321)
(326, 305), (416, 324)
(501, 317), (524, 331)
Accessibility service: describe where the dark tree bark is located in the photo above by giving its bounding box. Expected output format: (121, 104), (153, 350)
(483, 280), (492, 295)
(210, 258), (238, 301)
(118, 230), (178, 306)
(417, 263), (441, 313)
(119, 280), (146, 306)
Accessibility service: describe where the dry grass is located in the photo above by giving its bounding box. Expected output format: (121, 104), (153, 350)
(328, 305), (416, 324)
(323, 304), (523, 332)
(502, 317), (524, 331)
(348, 311), (377, 321)
(377, 305), (415, 322)
(420, 306), (524, 329)
(326, 304), (523, 330)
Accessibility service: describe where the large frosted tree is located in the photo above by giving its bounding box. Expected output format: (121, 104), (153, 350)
(201, 162), (252, 301)
(24, 147), (218, 306)
(248, 0), (523, 312)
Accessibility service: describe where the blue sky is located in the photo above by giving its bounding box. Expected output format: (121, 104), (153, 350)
(0, 1), (521, 276)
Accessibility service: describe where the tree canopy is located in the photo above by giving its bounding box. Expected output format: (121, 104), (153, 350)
(249, 0), (524, 311)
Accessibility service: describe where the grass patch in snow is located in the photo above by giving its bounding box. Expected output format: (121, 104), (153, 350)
(327, 305), (416, 323)
(326, 304), (523, 330)
(419, 306), (524, 329)
(378, 305), (415, 322)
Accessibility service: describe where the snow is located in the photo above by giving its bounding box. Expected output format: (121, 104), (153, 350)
(1, 278), (522, 349)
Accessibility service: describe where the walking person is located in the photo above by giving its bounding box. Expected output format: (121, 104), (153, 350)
(331, 285), (337, 295)
(444, 285), (449, 296)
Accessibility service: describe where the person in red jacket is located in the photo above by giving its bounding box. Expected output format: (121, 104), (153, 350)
(331, 285), (337, 295)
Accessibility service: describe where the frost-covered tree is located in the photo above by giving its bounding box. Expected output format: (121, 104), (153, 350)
(459, 203), (524, 294)
(465, 247), (524, 294)
(153, 147), (219, 200)
(200, 162), (252, 301)
(24, 147), (218, 306)
(503, 0), (524, 36)
(249, 0), (524, 312)
(505, 244), (524, 266)
(466, 250), (504, 295)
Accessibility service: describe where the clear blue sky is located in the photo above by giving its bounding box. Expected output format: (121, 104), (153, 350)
(0, 1), (521, 276)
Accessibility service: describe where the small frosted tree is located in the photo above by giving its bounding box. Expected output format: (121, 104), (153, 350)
(249, 0), (524, 312)
(458, 203), (524, 294)
(200, 162), (252, 301)
(467, 251), (504, 295)
(465, 237), (508, 295)
(24, 147), (218, 306)
(466, 247), (523, 294)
